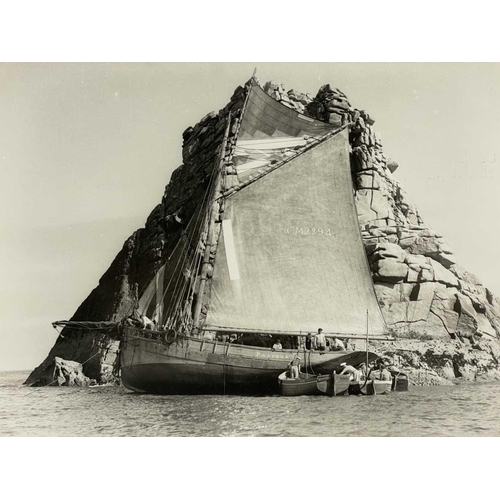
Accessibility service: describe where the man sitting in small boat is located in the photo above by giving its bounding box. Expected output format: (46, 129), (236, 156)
(339, 362), (361, 382)
(357, 362), (368, 380)
(330, 337), (345, 351)
(272, 339), (283, 351)
(369, 362), (392, 381)
(315, 328), (326, 351)
(379, 357), (404, 376)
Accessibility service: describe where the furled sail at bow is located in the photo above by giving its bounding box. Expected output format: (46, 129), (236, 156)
(206, 128), (386, 336)
(233, 83), (336, 181)
(138, 263), (166, 323)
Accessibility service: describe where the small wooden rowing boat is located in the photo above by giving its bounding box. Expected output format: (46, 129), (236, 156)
(360, 379), (392, 395)
(347, 379), (391, 395)
(350, 373), (410, 395)
(391, 372), (409, 391)
(280, 372), (410, 397)
(278, 371), (351, 397)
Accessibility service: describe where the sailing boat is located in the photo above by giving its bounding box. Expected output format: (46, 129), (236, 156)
(53, 76), (390, 395)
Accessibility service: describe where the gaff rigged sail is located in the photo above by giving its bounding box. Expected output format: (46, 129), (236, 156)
(206, 129), (386, 336)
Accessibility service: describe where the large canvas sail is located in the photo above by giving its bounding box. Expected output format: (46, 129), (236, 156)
(206, 129), (386, 336)
(233, 83), (335, 179)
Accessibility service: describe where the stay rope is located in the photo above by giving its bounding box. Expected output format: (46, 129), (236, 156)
(162, 154), (220, 326)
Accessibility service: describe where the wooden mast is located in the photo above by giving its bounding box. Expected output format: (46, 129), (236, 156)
(192, 76), (255, 331)
(192, 113), (232, 330)
(366, 309), (369, 371)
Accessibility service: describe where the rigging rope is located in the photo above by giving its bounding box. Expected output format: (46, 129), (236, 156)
(166, 114), (233, 331)
(162, 164), (219, 325)
(158, 164), (219, 325)
(121, 136), (224, 325)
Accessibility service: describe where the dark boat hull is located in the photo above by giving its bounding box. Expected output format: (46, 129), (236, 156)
(120, 326), (379, 395)
(279, 372), (351, 397)
(278, 373), (327, 396)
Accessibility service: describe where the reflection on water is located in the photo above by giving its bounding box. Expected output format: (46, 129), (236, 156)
(1, 371), (500, 436)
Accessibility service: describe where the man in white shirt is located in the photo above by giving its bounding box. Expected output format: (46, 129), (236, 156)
(141, 315), (155, 330)
(272, 339), (283, 351)
(339, 362), (360, 382)
(330, 336), (346, 351)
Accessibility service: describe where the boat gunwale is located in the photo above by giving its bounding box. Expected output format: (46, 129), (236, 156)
(123, 326), (377, 359)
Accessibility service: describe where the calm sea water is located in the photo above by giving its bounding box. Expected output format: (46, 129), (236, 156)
(1, 370), (499, 436)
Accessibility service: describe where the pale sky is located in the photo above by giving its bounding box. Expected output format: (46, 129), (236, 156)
(1, 62), (499, 371)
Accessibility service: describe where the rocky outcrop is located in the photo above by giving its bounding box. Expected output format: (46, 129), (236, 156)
(26, 76), (500, 387)
(346, 335), (500, 386)
(385, 338), (500, 385)
(300, 82), (500, 348)
(30, 357), (93, 387)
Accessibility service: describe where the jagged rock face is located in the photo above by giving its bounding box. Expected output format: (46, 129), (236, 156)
(376, 338), (500, 386)
(26, 77), (500, 386)
(30, 357), (93, 387)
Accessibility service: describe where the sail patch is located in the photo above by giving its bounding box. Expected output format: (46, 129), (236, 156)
(233, 83), (336, 181)
(222, 219), (240, 281)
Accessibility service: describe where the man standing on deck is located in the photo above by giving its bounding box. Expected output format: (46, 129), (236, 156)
(315, 328), (326, 351)
(305, 332), (314, 350)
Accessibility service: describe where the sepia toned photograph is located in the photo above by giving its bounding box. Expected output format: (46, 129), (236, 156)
(2, 61), (500, 439)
